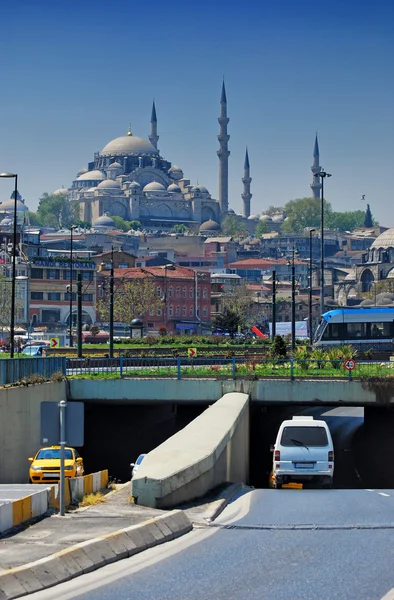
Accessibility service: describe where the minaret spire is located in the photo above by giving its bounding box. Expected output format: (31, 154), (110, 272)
(241, 147), (252, 218)
(217, 80), (230, 214)
(310, 133), (322, 199)
(149, 99), (159, 150)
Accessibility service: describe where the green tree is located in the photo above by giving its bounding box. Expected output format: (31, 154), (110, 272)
(213, 308), (242, 337)
(326, 210), (377, 232)
(281, 197), (332, 233)
(265, 205), (284, 216)
(27, 211), (43, 226)
(36, 193), (80, 229)
(111, 216), (130, 232)
(0, 274), (23, 335)
(129, 220), (142, 231)
(96, 277), (161, 323)
(75, 220), (92, 229)
(221, 214), (246, 237)
(255, 220), (270, 237)
(171, 224), (189, 234)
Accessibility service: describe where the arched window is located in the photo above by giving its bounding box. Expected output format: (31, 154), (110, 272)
(157, 307), (162, 316)
(189, 306), (194, 317)
(182, 286), (186, 298)
(189, 287), (194, 298)
(156, 286), (161, 297)
(182, 306), (187, 317)
(176, 286), (180, 297)
(169, 305), (173, 317)
(203, 287), (207, 299)
(203, 307), (207, 318)
(169, 286), (173, 298)
(176, 306), (180, 316)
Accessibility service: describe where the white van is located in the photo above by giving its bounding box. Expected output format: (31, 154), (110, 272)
(271, 416), (334, 489)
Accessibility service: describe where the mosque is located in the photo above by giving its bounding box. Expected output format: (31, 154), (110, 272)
(65, 82), (252, 233)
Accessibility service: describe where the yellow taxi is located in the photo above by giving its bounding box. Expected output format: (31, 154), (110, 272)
(28, 446), (84, 483)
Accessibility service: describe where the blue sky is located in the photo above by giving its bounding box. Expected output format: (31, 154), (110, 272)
(0, 0), (393, 224)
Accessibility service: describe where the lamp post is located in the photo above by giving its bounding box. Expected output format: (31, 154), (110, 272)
(314, 170), (332, 315)
(77, 273), (83, 358)
(68, 226), (76, 347)
(287, 247), (299, 352)
(309, 229), (316, 343)
(109, 246), (114, 359)
(271, 269), (276, 340)
(0, 172), (18, 358)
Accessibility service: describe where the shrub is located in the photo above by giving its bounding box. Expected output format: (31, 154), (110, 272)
(158, 326), (167, 337)
(270, 335), (287, 358)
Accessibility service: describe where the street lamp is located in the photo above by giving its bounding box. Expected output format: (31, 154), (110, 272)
(109, 247), (114, 358)
(271, 269), (277, 340)
(68, 226), (77, 347)
(287, 247), (299, 352)
(314, 170), (332, 315)
(0, 172), (18, 358)
(308, 229), (316, 343)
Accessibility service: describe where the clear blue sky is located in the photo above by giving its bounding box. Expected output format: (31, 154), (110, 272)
(0, 0), (393, 224)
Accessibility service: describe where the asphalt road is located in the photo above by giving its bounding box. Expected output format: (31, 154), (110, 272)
(29, 487), (394, 600)
(0, 484), (46, 506)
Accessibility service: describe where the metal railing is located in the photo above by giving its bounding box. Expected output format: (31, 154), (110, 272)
(65, 357), (393, 380)
(0, 357), (67, 386)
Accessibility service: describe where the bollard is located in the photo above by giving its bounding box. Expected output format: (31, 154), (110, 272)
(119, 356), (123, 378)
(232, 357), (236, 377)
(290, 358), (294, 381)
(177, 357), (181, 380)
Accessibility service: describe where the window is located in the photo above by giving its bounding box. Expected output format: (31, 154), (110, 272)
(168, 305), (173, 317)
(157, 307), (162, 316)
(47, 269), (60, 280)
(347, 322), (366, 338)
(63, 270), (76, 281)
(41, 309), (60, 323)
(203, 287), (207, 299)
(189, 306), (194, 317)
(169, 286), (173, 298)
(118, 263), (129, 269)
(157, 286), (161, 297)
(281, 426), (328, 447)
(196, 307), (200, 317)
(82, 271), (94, 281)
(203, 307), (207, 318)
(176, 306), (180, 316)
(65, 293), (77, 301)
(182, 306), (186, 317)
(176, 286), (180, 297)
(31, 291), (43, 300)
(149, 308), (154, 316)
(83, 293), (93, 302)
(182, 286), (186, 297)
(47, 292), (60, 301)
(197, 286), (200, 298)
(31, 268), (43, 279)
(189, 287), (194, 298)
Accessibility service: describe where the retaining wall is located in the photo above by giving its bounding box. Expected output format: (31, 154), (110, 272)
(131, 392), (249, 508)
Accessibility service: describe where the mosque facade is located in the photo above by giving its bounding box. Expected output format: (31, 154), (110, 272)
(66, 83), (252, 232)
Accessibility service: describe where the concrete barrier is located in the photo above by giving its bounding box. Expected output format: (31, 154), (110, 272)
(131, 392), (249, 508)
(0, 487), (53, 534)
(69, 470), (109, 502)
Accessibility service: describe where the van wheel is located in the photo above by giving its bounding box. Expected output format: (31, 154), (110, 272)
(323, 479), (333, 489)
(274, 481), (282, 489)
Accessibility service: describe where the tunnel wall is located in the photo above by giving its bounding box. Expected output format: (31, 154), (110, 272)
(0, 382), (67, 483)
(131, 392), (249, 509)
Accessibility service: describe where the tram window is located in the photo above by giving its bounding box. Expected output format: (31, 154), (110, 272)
(370, 322), (391, 338)
(347, 322), (366, 338)
(329, 323), (342, 339)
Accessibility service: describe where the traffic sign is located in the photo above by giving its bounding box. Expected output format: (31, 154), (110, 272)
(188, 348), (197, 358)
(344, 359), (356, 371)
(50, 337), (60, 348)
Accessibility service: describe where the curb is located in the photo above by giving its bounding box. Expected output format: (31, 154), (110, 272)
(0, 510), (192, 599)
(203, 482), (245, 523)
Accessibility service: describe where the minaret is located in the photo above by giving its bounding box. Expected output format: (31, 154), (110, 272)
(310, 134), (322, 199)
(241, 147), (252, 218)
(149, 100), (159, 150)
(217, 81), (230, 214)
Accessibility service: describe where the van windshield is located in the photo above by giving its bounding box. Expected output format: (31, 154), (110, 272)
(281, 426), (328, 447)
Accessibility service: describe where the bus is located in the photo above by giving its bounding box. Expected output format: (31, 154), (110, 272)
(313, 307), (394, 351)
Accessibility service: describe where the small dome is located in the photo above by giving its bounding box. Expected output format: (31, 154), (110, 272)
(196, 185), (209, 193)
(143, 181), (166, 192)
(76, 170), (105, 181)
(100, 135), (158, 156)
(168, 165), (183, 180)
(87, 187), (97, 192)
(0, 199), (28, 212)
(199, 219), (220, 232)
(191, 186), (200, 193)
(53, 188), (68, 196)
(248, 214), (259, 220)
(93, 214), (115, 227)
(97, 180), (121, 190)
(129, 181), (141, 189)
(272, 213), (285, 223)
(77, 168), (88, 177)
(371, 229), (394, 250)
(228, 208), (235, 214)
(167, 183), (181, 192)
(0, 217), (12, 225)
(108, 161), (122, 169)
(260, 214), (273, 222)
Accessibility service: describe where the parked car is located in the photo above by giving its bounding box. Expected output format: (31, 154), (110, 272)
(28, 446), (84, 483)
(270, 416), (334, 489)
(22, 345), (44, 356)
(130, 453), (146, 478)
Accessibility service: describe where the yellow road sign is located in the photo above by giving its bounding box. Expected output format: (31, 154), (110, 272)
(188, 347), (197, 358)
(50, 337), (60, 348)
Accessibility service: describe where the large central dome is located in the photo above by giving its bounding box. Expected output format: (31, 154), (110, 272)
(100, 133), (158, 157)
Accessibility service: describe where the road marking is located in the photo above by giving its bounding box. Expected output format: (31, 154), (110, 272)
(380, 588), (394, 600)
(379, 492), (390, 497)
(365, 489), (375, 492)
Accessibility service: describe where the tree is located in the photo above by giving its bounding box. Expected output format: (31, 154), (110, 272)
(0, 274), (23, 335)
(281, 197), (332, 233)
(255, 220), (270, 237)
(89, 325), (100, 338)
(27, 211), (43, 226)
(36, 193), (80, 229)
(213, 308), (242, 337)
(171, 224), (189, 234)
(96, 277), (161, 323)
(265, 205), (284, 216)
(326, 210), (367, 232)
(221, 214), (246, 237)
(364, 204), (373, 228)
(75, 220), (92, 229)
(111, 216), (130, 232)
(129, 220), (142, 231)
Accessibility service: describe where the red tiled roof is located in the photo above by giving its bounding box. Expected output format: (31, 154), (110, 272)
(110, 265), (198, 280)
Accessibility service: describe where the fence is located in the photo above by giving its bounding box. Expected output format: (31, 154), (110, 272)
(65, 357), (393, 380)
(0, 356), (67, 386)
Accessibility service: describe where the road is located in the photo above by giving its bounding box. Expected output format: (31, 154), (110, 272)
(0, 484), (46, 507)
(29, 487), (394, 600)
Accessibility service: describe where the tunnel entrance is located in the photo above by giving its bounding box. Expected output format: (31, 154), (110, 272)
(250, 404), (394, 490)
(80, 402), (208, 482)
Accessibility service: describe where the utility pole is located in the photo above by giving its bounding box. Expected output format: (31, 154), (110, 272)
(77, 273), (82, 358)
(271, 269), (276, 340)
(109, 246), (114, 359)
(309, 229), (316, 343)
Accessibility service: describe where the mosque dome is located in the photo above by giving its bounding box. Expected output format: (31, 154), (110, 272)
(0, 199), (28, 212)
(167, 183), (181, 193)
(53, 188), (68, 196)
(248, 214), (259, 220)
(107, 161), (122, 169)
(191, 186), (200, 193)
(77, 168), (88, 177)
(168, 165), (183, 180)
(87, 187), (97, 192)
(76, 170), (105, 181)
(196, 185), (209, 194)
(260, 214), (273, 222)
(143, 181), (166, 192)
(199, 219), (220, 232)
(100, 134), (158, 156)
(129, 181), (141, 190)
(272, 213), (285, 223)
(371, 229), (394, 249)
(97, 180), (121, 190)
(0, 217), (12, 226)
(93, 214), (115, 228)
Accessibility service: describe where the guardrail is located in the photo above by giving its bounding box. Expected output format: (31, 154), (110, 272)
(65, 357), (393, 380)
(0, 357), (67, 386)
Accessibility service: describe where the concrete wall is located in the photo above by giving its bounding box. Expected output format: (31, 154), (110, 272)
(131, 392), (249, 509)
(0, 382), (67, 484)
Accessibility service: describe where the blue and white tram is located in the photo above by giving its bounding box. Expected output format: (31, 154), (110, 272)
(313, 307), (394, 351)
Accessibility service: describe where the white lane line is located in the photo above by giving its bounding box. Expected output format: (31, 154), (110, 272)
(379, 492), (390, 497)
(365, 489), (375, 492)
(380, 588), (394, 599)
